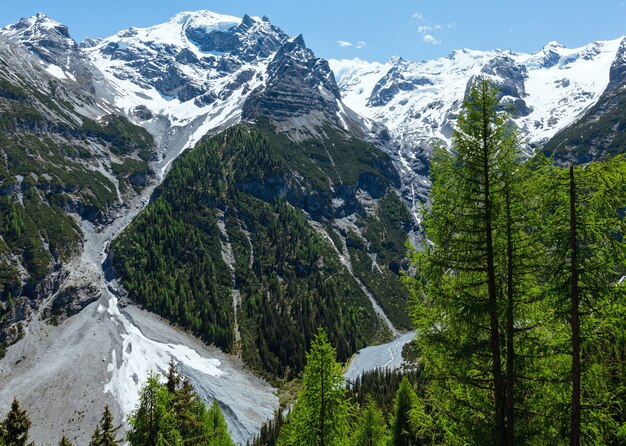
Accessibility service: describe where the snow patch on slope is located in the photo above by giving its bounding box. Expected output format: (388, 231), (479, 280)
(103, 296), (224, 416)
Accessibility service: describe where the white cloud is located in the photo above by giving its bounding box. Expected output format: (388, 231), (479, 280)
(356, 41), (366, 49)
(423, 34), (441, 45)
(413, 12), (446, 45)
(337, 40), (353, 47)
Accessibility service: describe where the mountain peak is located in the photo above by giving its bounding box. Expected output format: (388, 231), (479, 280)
(543, 40), (565, 50)
(170, 9), (242, 30)
(288, 34), (306, 47)
(0, 12), (79, 68)
(107, 9), (241, 47)
(3, 12), (71, 40)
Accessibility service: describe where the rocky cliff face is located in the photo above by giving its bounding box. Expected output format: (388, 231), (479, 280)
(242, 34), (350, 136)
(1, 13), (110, 96)
(475, 55), (531, 117)
(0, 31), (161, 360)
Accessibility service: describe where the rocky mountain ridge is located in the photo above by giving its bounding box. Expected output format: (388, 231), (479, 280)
(544, 37), (626, 161)
(329, 37), (626, 215)
(330, 36), (623, 153)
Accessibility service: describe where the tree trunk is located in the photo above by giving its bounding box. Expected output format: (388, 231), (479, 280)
(481, 81), (506, 445)
(505, 186), (515, 446)
(569, 165), (581, 446)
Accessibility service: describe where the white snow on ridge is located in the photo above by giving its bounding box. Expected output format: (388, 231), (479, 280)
(331, 50), (498, 147)
(512, 38), (621, 143)
(330, 37), (623, 149)
(84, 10), (274, 166)
(110, 10), (240, 60)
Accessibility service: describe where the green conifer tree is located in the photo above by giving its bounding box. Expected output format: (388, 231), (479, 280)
(407, 77), (519, 444)
(350, 397), (389, 446)
(280, 328), (350, 446)
(535, 155), (626, 445)
(58, 436), (72, 446)
(89, 406), (120, 446)
(127, 368), (236, 445)
(202, 401), (236, 446)
(126, 373), (179, 446)
(1, 398), (31, 446)
(390, 377), (418, 446)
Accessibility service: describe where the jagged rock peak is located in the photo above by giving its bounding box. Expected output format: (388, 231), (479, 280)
(1, 12), (103, 93)
(2, 12), (73, 42)
(287, 33), (306, 48)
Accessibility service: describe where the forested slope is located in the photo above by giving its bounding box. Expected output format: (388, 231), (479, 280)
(112, 123), (413, 379)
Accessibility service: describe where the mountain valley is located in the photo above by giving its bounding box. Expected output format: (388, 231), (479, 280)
(0, 8), (624, 445)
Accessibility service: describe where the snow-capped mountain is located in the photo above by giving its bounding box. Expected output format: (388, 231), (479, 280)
(83, 10), (277, 150)
(0, 11), (395, 445)
(330, 38), (623, 152)
(2, 11), (357, 166)
(82, 10), (355, 153)
(543, 37), (626, 163)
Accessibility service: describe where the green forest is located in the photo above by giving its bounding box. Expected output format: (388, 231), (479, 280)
(403, 78), (626, 445)
(111, 123), (412, 380)
(248, 78), (626, 445)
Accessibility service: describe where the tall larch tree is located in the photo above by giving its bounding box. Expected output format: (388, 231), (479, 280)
(279, 328), (351, 446)
(407, 76), (536, 444)
(535, 155), (626, 445)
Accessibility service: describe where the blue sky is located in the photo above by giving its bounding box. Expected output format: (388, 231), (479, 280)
(1, 1), (626, 62)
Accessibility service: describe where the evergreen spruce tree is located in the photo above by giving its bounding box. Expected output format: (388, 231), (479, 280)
(390, 377), (418, 446)
(173, 378), (204, 440)
(127, 368), (236, 445)
(58, 436), (72, 446)
(166, 358), (181, 394)
(279, 328), (350, 446)
(89, 406), (120, 446)
(203, 401), (236, 446)
(127, 372), (179, 446)
(1, 398), (31, 446)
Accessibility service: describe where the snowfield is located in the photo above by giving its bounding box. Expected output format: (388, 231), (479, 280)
(330, 37), (623, 150)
